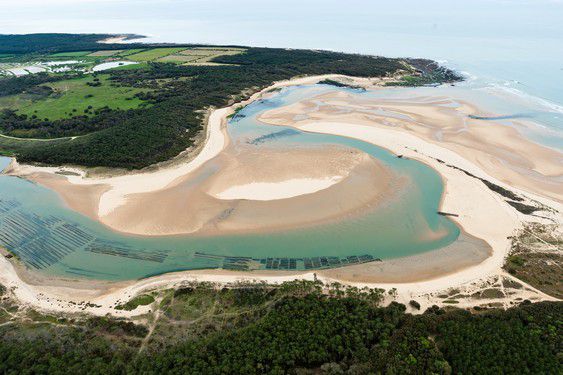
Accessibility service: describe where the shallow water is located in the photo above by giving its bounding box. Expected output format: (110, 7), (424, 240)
(357, 84), (563, 152)
(0, 84), (460, 281)
(0, 157), (10, 172)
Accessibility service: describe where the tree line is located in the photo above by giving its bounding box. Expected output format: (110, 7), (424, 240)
(0, 283), (560, 374)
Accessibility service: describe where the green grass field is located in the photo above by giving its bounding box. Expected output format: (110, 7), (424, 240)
(126, 47), (187, 61)
(87, 50), (123, 57)
(117, 48), (147, 56)
(49, 51), (92, 57)
(0, 75), (149, 121)
(158, 47), (246, 65)
(108, 62), (150, 72)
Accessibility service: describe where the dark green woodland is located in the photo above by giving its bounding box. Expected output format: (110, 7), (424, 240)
(0, 281), (560, 374)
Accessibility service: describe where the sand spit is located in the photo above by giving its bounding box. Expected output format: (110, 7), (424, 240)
(98, 35), (145, 44)
(1, 74), (561, 317)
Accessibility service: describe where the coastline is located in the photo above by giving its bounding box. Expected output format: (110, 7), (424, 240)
(1, 74), (561, 316)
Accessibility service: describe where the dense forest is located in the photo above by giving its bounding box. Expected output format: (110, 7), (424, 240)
(0, 282), (560, 374)
(0, 72), (71, 97)
(0, 33), (145, 54)
(0, 34), (460, 169)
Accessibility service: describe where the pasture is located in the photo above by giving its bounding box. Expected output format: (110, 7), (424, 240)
(0, 75), (149, 121)
(158, 47), (246, 65)
(126, 47), (187, 61)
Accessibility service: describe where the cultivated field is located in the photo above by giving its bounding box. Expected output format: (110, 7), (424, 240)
(126, 47), (187, 61)
(158, 47), (245, 65)
(87, 50), (124, 57)
(49, 51), (92, 57)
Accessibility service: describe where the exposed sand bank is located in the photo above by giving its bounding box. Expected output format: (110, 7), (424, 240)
(1, 74), (561, 317)
(25, 172), (109, 219)
(259, 90), (563, 203)
(99, 145), (399, 235)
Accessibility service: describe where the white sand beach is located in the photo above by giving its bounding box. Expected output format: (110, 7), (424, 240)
(213, 177), (344, 201)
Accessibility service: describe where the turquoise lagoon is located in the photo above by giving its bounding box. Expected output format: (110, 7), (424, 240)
(0, 84), (460, 281)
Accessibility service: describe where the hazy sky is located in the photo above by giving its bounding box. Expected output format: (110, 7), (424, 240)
(1, 0), (561, 58)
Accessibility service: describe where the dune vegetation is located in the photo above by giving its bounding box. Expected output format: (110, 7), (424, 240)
(0, 280), (560, 374)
